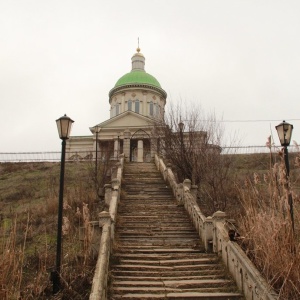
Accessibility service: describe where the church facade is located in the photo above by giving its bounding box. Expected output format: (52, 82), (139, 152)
(66, 48), (167, 162)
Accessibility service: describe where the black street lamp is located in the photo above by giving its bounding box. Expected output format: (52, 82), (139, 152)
(52, 114), (74, 294)
(178, 121), (184, 133)
(95, 126), (100, 176)
(117, 132), (121, 158)
(178, 121), (186, 182)
(179, 121), (184, 160)
(275, 120), (294, 234)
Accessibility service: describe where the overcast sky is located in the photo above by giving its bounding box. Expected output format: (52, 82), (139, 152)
(1, 0), (300, 152)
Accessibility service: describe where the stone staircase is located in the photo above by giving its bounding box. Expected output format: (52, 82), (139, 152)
(108, 162), (243, 300)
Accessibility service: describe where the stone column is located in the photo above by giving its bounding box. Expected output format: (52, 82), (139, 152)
(123, 130), (131, 162)
(137, 140), (143, 162)
(114, 139), (119, 159)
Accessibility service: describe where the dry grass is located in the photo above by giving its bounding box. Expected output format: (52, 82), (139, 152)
(2, 150), (300, 299)
(0, 160), (111, 299)
(237, 144), (300, 299)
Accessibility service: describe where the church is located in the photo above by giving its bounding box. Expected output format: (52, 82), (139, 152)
(66, 47), (167, 163)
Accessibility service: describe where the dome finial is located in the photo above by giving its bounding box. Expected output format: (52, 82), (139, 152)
(137, 37), (140, 53)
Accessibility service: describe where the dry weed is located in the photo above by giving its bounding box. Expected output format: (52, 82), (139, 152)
(237, 143), (300, 299)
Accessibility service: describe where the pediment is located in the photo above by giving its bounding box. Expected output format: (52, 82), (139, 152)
(91, 112), (155, 132)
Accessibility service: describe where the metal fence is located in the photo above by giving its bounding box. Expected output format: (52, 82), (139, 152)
(0, 151), (94, 162)
(222, 144), (298, 155)
(0, 145), (298, 162)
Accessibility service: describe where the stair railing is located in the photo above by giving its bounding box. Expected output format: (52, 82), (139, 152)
(89, 154), (124, 300)
(154, 154), (278, 300)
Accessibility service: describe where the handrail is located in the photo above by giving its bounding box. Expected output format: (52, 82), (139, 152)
(154, 154), (278, 300)
(89, 154), (124, 300)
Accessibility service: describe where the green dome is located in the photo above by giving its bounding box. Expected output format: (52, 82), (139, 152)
(115, 70), (161, 88)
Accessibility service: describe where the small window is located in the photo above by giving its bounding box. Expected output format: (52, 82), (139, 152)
(128, 100), (132, 111)
(135, 100), (140, 113)
(116, 104), (119, 115)
(149, 101), (153, 116)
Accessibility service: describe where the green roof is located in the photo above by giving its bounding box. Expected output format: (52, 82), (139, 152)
(115, 70), (161, 88)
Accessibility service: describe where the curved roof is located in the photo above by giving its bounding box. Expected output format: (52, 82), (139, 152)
(114, 70), (161, 88)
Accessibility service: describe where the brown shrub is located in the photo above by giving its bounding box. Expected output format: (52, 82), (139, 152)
(237, 147), (300, 299)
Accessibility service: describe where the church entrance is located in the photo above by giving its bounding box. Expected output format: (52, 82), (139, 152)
(130, 129), (151, 162)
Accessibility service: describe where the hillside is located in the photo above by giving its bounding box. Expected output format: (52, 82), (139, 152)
(0, 161), (103, 299)
(0, 151), (299, 299)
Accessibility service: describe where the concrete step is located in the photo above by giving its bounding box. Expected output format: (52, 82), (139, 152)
(112, 264), (223, 272)
(115, 246), (205, 253)
(113, 274), (228, 280)
(112, 252), (212, 259)
(108, 161), (242, 300)
(113, 257), (219, 266)
(110, 292), (243, 299)
(112, 279), (235, 289)
(112, 270), (225, 278)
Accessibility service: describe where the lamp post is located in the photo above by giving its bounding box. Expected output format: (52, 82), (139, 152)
(53, 114), (74, 294)
(275, 120), (294, 234)
(179, 121), (184, 161)
(117, 134), (120, 158)
(95, 126), (100, 176)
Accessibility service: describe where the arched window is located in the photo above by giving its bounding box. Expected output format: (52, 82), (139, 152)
(149, 101), (154, 116)
(135, 100), (140, 113)
(128, 100), (132, 111)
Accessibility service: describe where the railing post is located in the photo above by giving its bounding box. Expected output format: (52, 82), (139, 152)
(111, 178), (120, 192)
(104, 184), (112, 207)
(191, 185), (198, 200)
(212, 211), (227, 253)
(176, 183), (184, 206)
(183, 179), (191, 190)
(166, 163), (172, 181)
(204, 216), (213, 253)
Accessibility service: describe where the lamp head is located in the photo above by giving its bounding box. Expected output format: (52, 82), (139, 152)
(275, 120), (293, 147)
(178, 121), (184, 132)
(56, 114), (74, 140)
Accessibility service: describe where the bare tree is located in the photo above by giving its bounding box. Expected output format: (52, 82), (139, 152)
(87, 144), (115, 210)
(153, 102), (239, 215)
